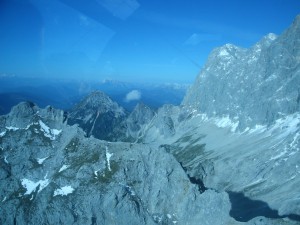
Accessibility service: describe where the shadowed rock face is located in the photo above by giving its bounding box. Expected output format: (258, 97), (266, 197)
(67, 91), (128, 141)
(126, 102), (155, 140)
(227, 191), (300, 222)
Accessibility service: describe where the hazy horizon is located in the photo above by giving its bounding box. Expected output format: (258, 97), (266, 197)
(0, 0), (299, 83)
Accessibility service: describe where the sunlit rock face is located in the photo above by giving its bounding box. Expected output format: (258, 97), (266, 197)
(137, 15), (300, 224)
(183, 15), (300, 130)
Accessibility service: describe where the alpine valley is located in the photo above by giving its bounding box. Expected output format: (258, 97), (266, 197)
(0, 15), (300, 225)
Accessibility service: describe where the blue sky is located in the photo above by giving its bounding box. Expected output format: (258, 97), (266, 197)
(0, 0), (299, 83)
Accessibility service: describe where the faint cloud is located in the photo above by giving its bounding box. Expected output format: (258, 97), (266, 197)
(78, 81), (92, 95)
(79, 15), (90, 26)
(184, 33), (222, 46)
(97, 0), (140, 20)
(0, 73), (16, 78)
(125, 90), (141, 102)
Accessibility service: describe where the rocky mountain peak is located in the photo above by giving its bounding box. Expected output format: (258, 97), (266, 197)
(211, 43), (245, 60)
(77, 91), (118, 110)
(69, 91), (125, 118)
(126, 102), (155, 140)
(253, 33), (277, 50)
(0, 102), (65, 130)
(10, 101), (38, 118)
(292, 14), (300, 30)
(278, 14), (300, 58)
(67, 91), (127, 141)
(220, 43), (240, 53)
(183, 14), (300, 130)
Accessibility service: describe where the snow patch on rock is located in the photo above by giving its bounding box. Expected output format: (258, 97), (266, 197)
(5, 126), (20, 131)
(21, 177), (50, 196)
(219, 49), (229, 57)
(37, 157), (48, 165)
(0, 131), (6, 137)
(39, 120), (62, 140)
(53, 186), (74, 197)
(105, 146), (113, 171)
(214, 116), (239, 132)
(58, 165), (70, 173)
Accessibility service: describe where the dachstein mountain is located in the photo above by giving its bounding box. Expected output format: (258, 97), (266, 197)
(1, 15), (300, 225)
(183, 15), (300, 130)
(140, 14), (300, 223)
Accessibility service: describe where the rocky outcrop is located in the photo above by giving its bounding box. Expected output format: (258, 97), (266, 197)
(125, 102), (155, 140)
(158, 112), (300, 222)
(0, 102), (235, 225)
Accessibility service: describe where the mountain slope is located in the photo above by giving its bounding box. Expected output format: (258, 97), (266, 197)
(183, 15), (300, 130)
(0, 102), (234, 225)
(135, 15), (300, 223)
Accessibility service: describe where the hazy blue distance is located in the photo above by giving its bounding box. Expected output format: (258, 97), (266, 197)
(0, 0), (299, 83)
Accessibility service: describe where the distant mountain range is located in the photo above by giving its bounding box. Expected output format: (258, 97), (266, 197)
(0, 77), (190, 114)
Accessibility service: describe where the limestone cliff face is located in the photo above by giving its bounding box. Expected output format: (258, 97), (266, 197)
(183, 15), (300, 130)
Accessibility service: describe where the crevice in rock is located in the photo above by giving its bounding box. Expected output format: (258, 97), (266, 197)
(179, 163), (207, 194)
(176, 153), (300, 223)
(160, 144), (210, 194)
(63, 111), (68, 123)
(186, 174), (207, 193)
(227, 191), (300, 222)
(91, 216), (97, 225)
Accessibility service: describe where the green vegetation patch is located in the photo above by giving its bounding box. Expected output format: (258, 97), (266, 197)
(96, 161), (119, 184)
(64, 138), (80, 153)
